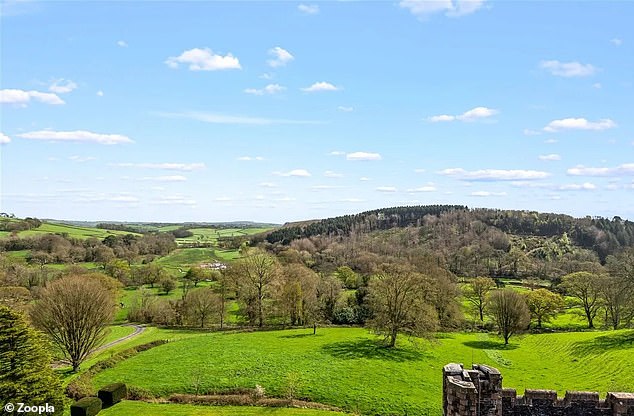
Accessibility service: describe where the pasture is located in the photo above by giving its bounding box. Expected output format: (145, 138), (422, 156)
(17, 222), (140, 239)
(92, 327), (634, 416)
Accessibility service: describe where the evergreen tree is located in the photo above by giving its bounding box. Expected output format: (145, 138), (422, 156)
(0, 306), (64, 415)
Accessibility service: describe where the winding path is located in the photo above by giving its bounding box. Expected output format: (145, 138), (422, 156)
(90, 323), (146, 355)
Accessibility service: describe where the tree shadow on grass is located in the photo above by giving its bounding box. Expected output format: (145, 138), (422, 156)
(321, 338), (425, 362)
(278, 333), (324, 339)
(462, 340), (518, 351)
(571, 330), (634, 356)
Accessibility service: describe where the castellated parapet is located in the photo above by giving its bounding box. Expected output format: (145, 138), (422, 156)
(443, 363), (634, 416)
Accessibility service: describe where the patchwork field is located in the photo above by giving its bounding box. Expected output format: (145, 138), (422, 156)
(16, 222), (140, 239)
(92, 327), (634, 416)
(174, 227), (272, 247)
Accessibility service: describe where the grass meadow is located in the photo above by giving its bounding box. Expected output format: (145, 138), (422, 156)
(92, 327), (634, 416)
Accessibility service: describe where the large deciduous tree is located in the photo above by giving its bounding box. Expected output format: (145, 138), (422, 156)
(0, 306), (65, 415)
(561, 271), (602, 329)
(185, 287), (224, 328)
(487, 289), (530, 345)
(230, 249), (279, 327)
(30, 275), (115, 371)
(463, 276), (496, 321)
(367, 265), (438, 348)
(525, 288), (564, 328)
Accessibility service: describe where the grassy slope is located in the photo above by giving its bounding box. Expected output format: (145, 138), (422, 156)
(17, 222), (140, 239)
(92, 327), (634, 416)
(99, 401), (346, 416)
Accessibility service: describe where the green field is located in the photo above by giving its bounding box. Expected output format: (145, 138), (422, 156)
(15, 222), (140, 239)
(92, 327), (634, 416)
(154, 248), (221, 276)
(99, 401), (346, 416)
(175, 227), (272, 247)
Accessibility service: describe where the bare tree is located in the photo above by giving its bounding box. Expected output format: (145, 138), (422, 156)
(463, 276), (496, 321)
(30, 275), (115, 371)
(185, 287), (223, 328)
(487, 289), (529, 345)
(367, 264), (438, 348)
(229, 249), (279, 327)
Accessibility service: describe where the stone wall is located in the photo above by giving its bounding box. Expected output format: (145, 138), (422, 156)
(443, 363), (634, 416)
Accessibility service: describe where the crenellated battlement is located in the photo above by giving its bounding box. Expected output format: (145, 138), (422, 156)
(443, 363), (634, 416)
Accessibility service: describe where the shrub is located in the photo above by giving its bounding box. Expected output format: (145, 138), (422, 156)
(70, 397), (102, 416)
(66, 373), (95, 400)
(97, 383), (126, 407)
(127, 386), (155, 400)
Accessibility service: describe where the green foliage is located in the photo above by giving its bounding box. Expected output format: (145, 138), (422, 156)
(525, 288), (565, 328)
(98, 401), (346, 415)
(70, 397), (102, 416)
(0, 306), (65, 415)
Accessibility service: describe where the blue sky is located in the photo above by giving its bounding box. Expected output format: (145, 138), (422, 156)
(1, 1), (633, 223)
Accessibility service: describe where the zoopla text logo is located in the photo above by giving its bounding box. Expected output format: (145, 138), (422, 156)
(3, 403), (55, 414)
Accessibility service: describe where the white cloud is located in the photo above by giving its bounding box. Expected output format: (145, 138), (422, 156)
(165, 47), (241, 71)
(96, 90), (104, 97)
(114, 162), (205, 171)
(1, 88), (65, 105)
(567, 164), (634, 177)
(298, 4), (319, 14)
(400, 0), (486, 19)
(540, 60), (597, 77)
(157, 111), (321, 125)
(407, 185), (436, 192)
(117, 40), (128, 47)
(259, 73), (274, 80)
(439, 168), (550, 181)
(215, 196), (232, 202)
(543, 118), (616, 132)
(610, 38), (623, 46)
(153, 195), (197, 205)
(337, 106), (354, 112)
(559, 183), (597, 191)
(340, 198), (365, 203)
(301, 81), (340, 92)
(69, 155), (96, 162)
(523, 129), (542, 136)
(539, 154), (561, 161)
(49, 79), (77, 94)
(544, 138), (558, 144)
(275, 196), (296, 202)
(414, 168), (426, 173)
(324, 170), (343, 178)
(18, 130), (133, 145)
(237, 156), (264, 161)
(359, 177), (370, 181)
(244, 84), (286, 95)
(471, 191), (507, 197)
(0, 132), (10, 144)
(109, 195), (139, 202)
(346, 151), (382, 161)
(275, 169), (312, 177)
(141, 175), (187, 182)
(428, 106), (498, 122)
(311, 185), (341, 190)
(267, 47), (294, 68)
(376, 186), (397, 192)
(259, 182), (278, 188)
(329, 151), (346, 156)
(593, 83), (602, 89)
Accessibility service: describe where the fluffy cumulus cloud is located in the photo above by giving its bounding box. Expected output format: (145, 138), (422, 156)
(439, 168), (550, 181)
(558, 183), (597, 191)
(49, 79), (77, 94)
(275, 169), (311, 177)
(539, 154), (561, 161)
(244, 84), (286, 95)
(18, 130), (133, 145)
(0, 132), (10, 144)
(346, 151), (382, 161)
(376, 186), (397, 192)
(471, 191), (507, 197)
(165, 48), (241, 71)
(1, 88), (65, 106)
(540, 60), (597, 77)
(428, 106), (498, 122)
(400, 0), (486, 19)
(298, 4), (319, 14)
(237, 156), (264, 161)
(114, 162), (205, 171)
(543, 118), (616, 132)
(267, 47), (294, 68)
(567, 163), (634, 177)
(301, 82), (340, 92)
